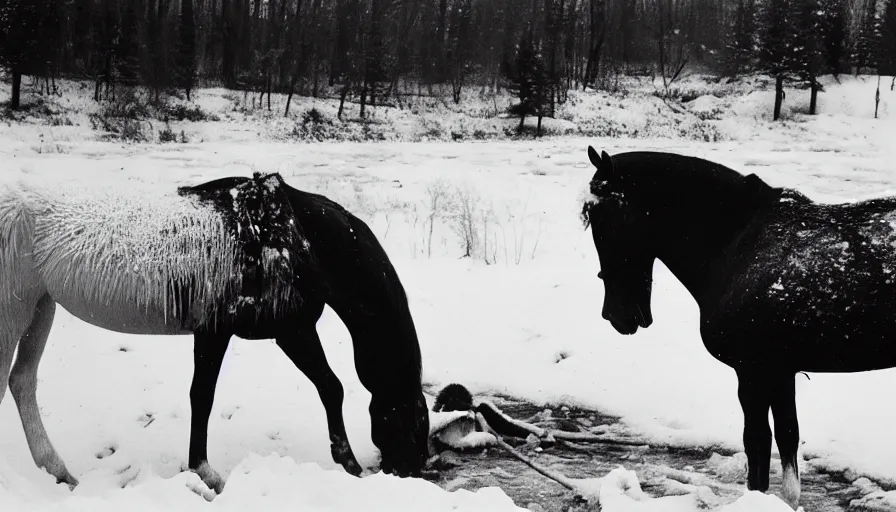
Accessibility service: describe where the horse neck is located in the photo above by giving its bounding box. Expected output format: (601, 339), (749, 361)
(650, 186), (771, 311)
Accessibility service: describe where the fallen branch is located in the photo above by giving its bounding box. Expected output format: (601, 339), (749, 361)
(477, 399), (649, 447)
(475, 400), (548, 438)
(550, 430), (650, 446)
(478, 413), (579, 492)
(560, 440), (649, 454)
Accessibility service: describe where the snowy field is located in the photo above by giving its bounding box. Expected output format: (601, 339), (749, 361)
(1, 75), (895, 511)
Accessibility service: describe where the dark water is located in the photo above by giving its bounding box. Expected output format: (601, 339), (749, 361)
(428, 393), (880, 512)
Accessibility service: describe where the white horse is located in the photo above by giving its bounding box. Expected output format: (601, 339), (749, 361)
(0, 171), (431, 492)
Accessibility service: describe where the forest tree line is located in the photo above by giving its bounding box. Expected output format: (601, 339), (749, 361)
(1, 0), (895, 120)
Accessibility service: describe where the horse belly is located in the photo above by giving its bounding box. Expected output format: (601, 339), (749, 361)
(46, 288), (193, 336)
(796, 329), (896, 373)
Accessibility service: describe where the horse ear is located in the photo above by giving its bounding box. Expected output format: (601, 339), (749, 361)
(600, 151), (614, 177)
(587, 146), (602, 169)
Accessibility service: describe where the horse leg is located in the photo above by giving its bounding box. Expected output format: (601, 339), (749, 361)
(187, 330), (231, 494)
(8, 294), (78, 488)
(275, 307), (363, 476)
(0, 317), (16, 404)
(770, 372), (800, 509)
(737, 370), (772, 493)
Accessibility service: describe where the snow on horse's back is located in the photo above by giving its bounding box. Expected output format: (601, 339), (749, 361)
(2, 177), (243, 334)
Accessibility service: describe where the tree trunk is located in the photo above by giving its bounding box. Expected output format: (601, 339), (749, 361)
(222, 0), (236, 87)
(338, 84), (349, 120)
(537, 115), (543, 136)
(809, 79), (818, 115)
(11, 71), (22, 110)
(283, 84), (296, 117)
(773, 75), (784, 121)
(359, 84), (367, 118)
(180, 0), (196, 99)
(875, 75), (881, 119)
(518, 114), (526, 132)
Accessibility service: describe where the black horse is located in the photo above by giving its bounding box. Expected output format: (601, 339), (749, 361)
(579, 147), (896, 509)
(0, 172), (429, 494)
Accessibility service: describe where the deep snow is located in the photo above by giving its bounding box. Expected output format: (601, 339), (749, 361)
(1, 75), (895, 511)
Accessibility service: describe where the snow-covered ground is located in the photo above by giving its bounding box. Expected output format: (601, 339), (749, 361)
(1, 75), (895, 511)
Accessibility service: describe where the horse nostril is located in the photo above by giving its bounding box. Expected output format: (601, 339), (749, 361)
(597, 271), (604, 280)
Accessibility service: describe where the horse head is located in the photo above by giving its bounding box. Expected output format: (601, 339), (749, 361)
(581, 146), (655, 335)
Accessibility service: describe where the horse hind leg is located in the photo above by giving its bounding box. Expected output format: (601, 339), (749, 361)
(7, 293), (78, 488)
(770, 372), (801, 509)
(275, 304), (363, 477)
(737, 370), (773, 494)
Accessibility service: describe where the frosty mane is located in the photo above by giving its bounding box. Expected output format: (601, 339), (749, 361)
(20, 181), (243, 325)
(0, 172), (308, 327)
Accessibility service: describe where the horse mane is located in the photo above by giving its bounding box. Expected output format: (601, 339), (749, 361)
(15, 178), (243, 326)
(0, 172), (309, 328)
(580, 152), (785, 230)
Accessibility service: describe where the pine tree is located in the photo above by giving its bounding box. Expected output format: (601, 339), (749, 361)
(93, 0), (120, 101)
(0, 0), (57, 109)
(116, 0), (142, 87)
(793, 0), (826, 113)
(178, 0), (197, 100)
(819, 0), (849, 74)
(852, 0), (882, 74)
(758, 0), (799, 120)
(880, 0), (896, 85)
(505, 34), (550, 135)
(725, 0), (757, 76)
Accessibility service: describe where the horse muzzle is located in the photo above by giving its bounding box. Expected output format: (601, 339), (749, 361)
(602, 307), (652, 335)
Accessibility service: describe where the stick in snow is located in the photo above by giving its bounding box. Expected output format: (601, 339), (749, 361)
(477, 412), (580, 492)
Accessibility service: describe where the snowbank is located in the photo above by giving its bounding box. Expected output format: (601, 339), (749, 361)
(0, 455), (525, 512)
(1, 74), (891, 147)
(0, 75), (895, 510)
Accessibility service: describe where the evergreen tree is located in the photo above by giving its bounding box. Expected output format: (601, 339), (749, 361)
(852, 0), (882, 74)
(0, 0), (57, 109)
(758, 0), (799, 120)
(178, 0), (197, 100)
(725, 0), (757, 76)
(505, 34), (550, 135)
(880, 0), (896, 84)
(93, 0), (120, 101)
(116, 0), (142, 87)
(793, 0), (826, 113)
(819, 0), (849, 74)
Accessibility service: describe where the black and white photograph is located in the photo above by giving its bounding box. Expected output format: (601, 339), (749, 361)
(0, 0), (895, 510)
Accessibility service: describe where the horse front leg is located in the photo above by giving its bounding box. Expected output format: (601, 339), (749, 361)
(770, 372), (801, 509)
(8, 294), (77, 488)
(275, 310), (363, 476)
(737, 370), (772, 494)
(188, 330), (231, 494)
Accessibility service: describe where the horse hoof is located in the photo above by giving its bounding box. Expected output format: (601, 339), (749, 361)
(344, 459), (364, 477)
(57, 474), (79, 490)
(193, 461), (225, 494)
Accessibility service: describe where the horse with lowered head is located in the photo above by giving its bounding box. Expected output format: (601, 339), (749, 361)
(0, 171), (429, 493)
(580, 147), (896, 509)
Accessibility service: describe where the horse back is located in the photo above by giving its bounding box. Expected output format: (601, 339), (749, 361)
(707, 194), (896, 372)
